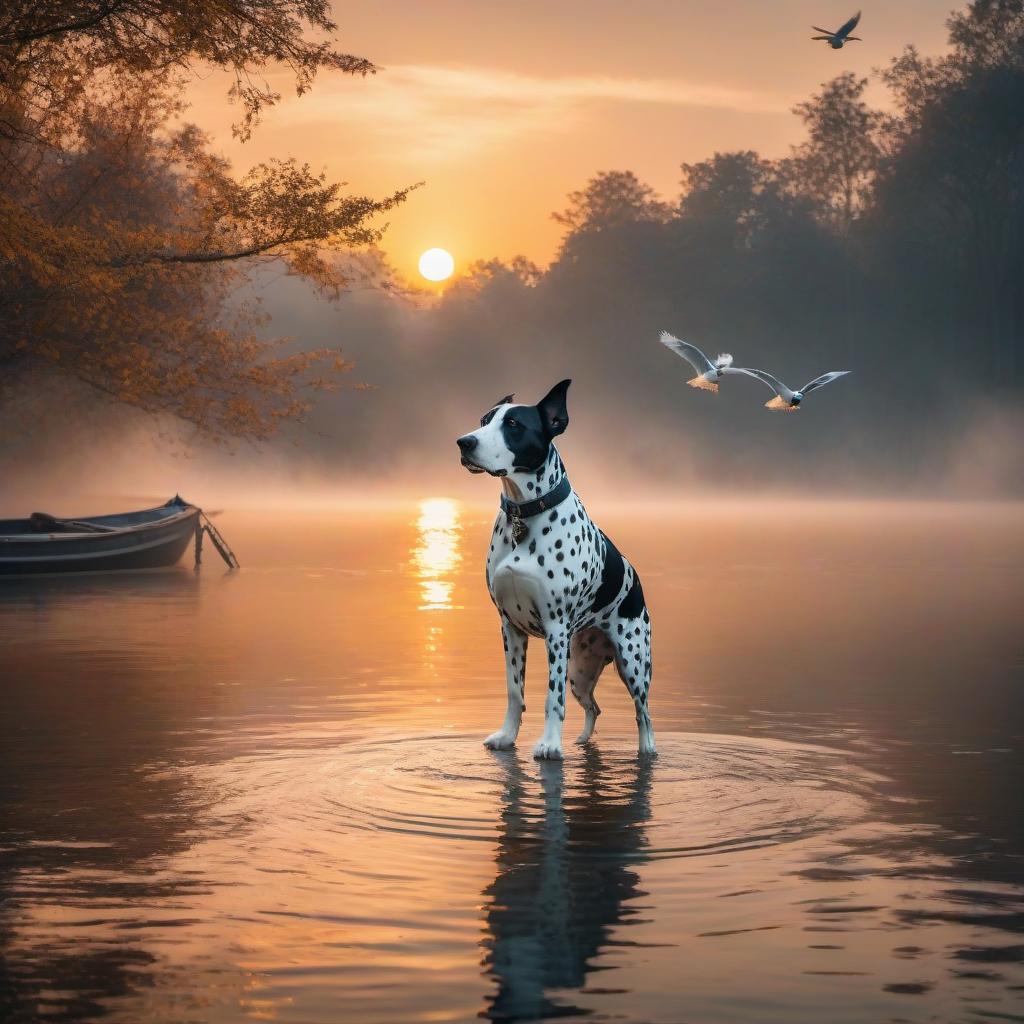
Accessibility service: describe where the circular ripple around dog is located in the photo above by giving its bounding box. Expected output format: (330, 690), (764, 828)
(311, 732), (873, 862)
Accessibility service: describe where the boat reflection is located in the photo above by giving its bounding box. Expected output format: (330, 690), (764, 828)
(411, 497), (463, 611)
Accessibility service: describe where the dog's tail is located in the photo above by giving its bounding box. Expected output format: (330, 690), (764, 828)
(715, 353), (734, 369)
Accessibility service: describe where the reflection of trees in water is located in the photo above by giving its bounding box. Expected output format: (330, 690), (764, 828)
(480, 747), (654, 1022)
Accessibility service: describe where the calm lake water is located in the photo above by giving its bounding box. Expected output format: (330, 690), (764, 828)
(1, 500), (1022, 1024)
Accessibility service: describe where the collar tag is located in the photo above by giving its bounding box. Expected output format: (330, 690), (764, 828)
(508, 513), (527, 543)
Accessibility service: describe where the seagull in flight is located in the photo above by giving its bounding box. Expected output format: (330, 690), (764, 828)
(658, 331), (734, 392)
(812, 11), (862, 48)
(724, 367), (852, 410)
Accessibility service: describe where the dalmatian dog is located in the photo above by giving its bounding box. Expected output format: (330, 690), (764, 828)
(456, 379), (655, 760)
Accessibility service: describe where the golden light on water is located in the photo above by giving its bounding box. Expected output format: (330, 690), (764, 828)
(412, 497), (463, 610)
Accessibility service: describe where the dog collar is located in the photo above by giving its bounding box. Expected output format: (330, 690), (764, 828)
(500, 476), (571, 542)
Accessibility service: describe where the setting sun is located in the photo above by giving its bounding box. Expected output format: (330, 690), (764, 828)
(418, 247), (455, 282)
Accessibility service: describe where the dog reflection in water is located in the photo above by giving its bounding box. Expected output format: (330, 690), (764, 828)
(480, 746), (654, 1021)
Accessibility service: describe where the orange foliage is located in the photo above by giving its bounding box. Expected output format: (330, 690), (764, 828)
(0, 3), (412, 440)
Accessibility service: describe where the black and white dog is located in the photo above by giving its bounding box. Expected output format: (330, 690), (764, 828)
(457, 380), (655, 760)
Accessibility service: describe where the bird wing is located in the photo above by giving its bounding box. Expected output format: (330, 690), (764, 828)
(801, 370), (851, 395)
(837, 11), (861, 37)
(658, 331), (715, 375)
(722, 366), (790, 399)
(811, 34), (833, 40)
(811, 25), (835, 34)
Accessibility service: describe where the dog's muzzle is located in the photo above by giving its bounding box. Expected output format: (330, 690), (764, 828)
(457, 435), (485, 474)
(457, 435), (507, 476)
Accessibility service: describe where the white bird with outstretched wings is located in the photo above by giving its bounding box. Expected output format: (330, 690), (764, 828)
(723, 366), (851, 410)
(658, 331), (734, 392)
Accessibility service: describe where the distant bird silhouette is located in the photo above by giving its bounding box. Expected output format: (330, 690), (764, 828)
(812, 10), (862, 48)
(724, 367), (851, 410)
(658, 331), (734, 392)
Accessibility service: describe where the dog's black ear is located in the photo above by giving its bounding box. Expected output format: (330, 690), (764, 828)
(537, 379), (571, 437)
(495, 393), (515, 406)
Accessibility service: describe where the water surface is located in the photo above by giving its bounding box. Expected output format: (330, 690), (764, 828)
(1, 500), (1022, 1023)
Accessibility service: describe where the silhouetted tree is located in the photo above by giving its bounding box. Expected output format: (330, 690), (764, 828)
(783, 73), (893, 232)
(553, 171), (671, 253)
(679, 151), (783, 247)
(876, 0), (1024, 382)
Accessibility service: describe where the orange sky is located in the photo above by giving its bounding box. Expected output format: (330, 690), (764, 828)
(184, 1), (952, 281)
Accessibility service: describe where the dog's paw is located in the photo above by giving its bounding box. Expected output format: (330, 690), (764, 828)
(638, 734), (657, 757)
(483, 731), (517, 750)
(532, 739), (564, 761)
(574, 731), (593, 746)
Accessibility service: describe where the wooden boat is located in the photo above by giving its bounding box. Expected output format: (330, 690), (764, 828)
(0, 496), (202, 576)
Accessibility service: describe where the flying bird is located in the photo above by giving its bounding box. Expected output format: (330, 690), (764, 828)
(812, 10), (862, 48)
(658, 331), (734, 392)
(724, 367), (852, 410)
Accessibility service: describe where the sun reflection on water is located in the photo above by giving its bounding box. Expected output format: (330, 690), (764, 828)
(412, 497), (464, 611)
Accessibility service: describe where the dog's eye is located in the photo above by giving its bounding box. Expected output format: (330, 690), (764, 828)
(506, 418), (521, 429)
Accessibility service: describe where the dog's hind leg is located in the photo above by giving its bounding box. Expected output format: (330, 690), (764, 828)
(484, 617), (527, 751)
(568, 627), (613, 745)
(610, 606), (656, 756)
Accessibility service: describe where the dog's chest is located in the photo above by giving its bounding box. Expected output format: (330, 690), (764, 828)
(486, 497), (604, 635)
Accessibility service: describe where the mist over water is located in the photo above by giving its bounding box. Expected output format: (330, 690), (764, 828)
(1, 501), (1022, 1023)
(3, 267), (1022, 510)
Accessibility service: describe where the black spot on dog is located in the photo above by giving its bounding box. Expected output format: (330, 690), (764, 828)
(589, 534), (625, 613)
(619, 575), (646, 619)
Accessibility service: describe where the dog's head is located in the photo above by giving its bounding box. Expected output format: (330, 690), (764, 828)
(457, 379), (571, 477)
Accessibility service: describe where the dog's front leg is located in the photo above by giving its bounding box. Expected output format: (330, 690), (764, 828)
(483, 617), (527, 750)
(533, 627), (568, 760)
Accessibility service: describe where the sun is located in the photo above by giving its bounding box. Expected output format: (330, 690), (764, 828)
(418, 247), (454, 282)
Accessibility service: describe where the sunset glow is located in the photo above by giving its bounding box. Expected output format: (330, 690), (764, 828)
(411, 497), (462, 609)
(180, 3), (949, 280)
(418, 247), (455, 282)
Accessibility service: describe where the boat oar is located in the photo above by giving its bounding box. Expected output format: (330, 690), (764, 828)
(194, 511), (240, 569)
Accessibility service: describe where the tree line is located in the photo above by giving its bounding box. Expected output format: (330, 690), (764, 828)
(442, 0), (1022, 453)
(1, 1), (1021, 490)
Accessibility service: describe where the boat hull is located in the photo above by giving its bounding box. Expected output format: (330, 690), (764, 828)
(0, 504), (200, 577)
